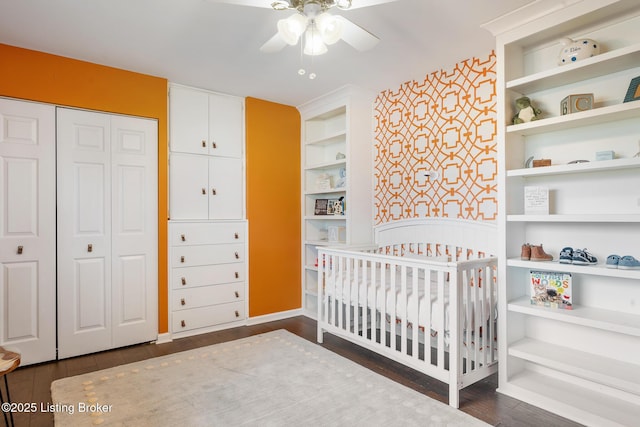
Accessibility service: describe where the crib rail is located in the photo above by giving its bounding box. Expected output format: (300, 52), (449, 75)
(316, 244), (498, 408)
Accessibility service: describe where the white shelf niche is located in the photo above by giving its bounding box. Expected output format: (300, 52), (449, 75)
(507, 296), (640, 337)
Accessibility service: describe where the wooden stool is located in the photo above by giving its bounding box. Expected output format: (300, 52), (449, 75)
(0, 347), (20, 427)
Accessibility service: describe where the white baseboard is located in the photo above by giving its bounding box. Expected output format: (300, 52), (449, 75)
(155, 332), (173, 345)
(246, 308), (304, 326)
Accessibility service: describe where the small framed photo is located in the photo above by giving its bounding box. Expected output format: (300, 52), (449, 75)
(623, 76), (640, 103)
(326, 199), (335, 215)
(314, 199), (328, 215)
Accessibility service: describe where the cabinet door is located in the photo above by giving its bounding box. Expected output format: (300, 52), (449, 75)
(0, 99), (56, 365)
(208, 94), (243, 158)
(170, 86), (209, 155)
(209, 157), (243, 219)
(56, 108), (113, 359)
(169, 152), (209, 220)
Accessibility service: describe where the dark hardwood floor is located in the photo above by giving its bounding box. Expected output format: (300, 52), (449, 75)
(4, 316), (582, 427)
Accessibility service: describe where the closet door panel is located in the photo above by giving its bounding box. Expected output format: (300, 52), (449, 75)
(0, 99), (56, 365)
(3, 262), (38, 339)
(57, 108), (112, 359)
(75, 258), (107, 330)
(111, 115), (157, 347)
(3, 158), (37, 234)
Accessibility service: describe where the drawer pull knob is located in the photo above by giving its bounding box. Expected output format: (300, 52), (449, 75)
(181, 320), (186, 328)
(211, 188), (217, 195)
(17, 245), (23, 255)
(235, 291), (239, 298)
(181, 277), (186, 285)
(212, 141), (217, 149)
(235, 251), (239, 259)
(234, 232), (239, 239)
(235, 272), (239, 279)
(235, 310), (240, 318)
(88, 244), (93, 253)
(180, 256), (185, 263)
(181, 298), (186, 306)
(201, 188), (206, 195)
(181, 234), (186, 242)
(201, 140), (206, 148)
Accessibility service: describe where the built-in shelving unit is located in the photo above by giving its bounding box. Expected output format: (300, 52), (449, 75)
(298, 86), (374, 318)
(485, 0), (640, 425)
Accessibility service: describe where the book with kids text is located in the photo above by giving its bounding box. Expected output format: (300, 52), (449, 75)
(530, 270), (572, 310)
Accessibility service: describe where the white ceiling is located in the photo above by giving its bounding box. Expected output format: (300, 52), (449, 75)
(0, 0), (534, 107)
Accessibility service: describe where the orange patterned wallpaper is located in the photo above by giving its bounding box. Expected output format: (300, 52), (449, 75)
(374, 52), (497, 224)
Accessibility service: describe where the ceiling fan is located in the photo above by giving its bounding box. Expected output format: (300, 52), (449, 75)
(211, 0), (398, 56)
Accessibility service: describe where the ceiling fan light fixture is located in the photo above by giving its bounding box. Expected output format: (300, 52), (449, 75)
(303, 23), (327, 55)
(315, 12), (342, 45)
(335, 0), (352, 10)
(277, 13), (308, 45)
(270, 1), (290, 11)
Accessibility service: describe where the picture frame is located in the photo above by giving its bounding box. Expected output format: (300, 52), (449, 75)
(314, 199), (328, 215)
(623, 76), (640, 103)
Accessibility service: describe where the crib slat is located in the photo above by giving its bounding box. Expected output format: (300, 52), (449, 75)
(410, 266), (419, 361)
(449, 266), (460, 409)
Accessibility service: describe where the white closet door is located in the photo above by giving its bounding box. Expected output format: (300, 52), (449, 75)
(0, 99), (56, 365)
(209, 157), (243, 219)
(57, 108), (158, 359)
(57, 108), (113, 358)
(110, 115), (157, 348)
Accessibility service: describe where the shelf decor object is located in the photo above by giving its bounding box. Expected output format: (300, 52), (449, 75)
(560, 93), (594, 115)
(623, 75), (640, 102)
(483, 1), (640, 425)
(557, 37), (600, 65)
(524, 186), (549, 215)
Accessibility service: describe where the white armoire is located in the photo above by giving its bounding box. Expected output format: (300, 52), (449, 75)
(168, 83), (247, 339)
(0, 98), (158, 365)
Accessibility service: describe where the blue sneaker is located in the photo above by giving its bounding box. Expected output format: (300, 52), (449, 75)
(618, 255), (640, 270)
(559, 247), (573, 264)
(606, 254), (620, 269)
(572, 248), (597, 265)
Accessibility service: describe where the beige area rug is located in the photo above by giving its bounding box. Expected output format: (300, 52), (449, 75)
(51, 330), (489, 426)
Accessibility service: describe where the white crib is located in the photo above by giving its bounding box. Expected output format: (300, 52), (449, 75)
(317, 218), (498, 408)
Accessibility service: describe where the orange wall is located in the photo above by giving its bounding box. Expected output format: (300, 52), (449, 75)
(0, 44), (170, 333)
(245, 98), (301, 316)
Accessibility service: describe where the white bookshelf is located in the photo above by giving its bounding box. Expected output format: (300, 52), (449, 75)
(297, 86), (374, 318)
(484, 0), (640, 424)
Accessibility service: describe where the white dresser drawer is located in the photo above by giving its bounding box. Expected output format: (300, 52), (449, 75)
(171, 243), (244, 267)
(172, 283), (244, 311)
(170, 263), (245, 289)
(172, 301), (245, 332)
(170, 221), (245, 246)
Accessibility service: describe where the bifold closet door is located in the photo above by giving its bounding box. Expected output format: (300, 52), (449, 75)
(0, 99), (56, 365)
(56, 108), (157, 359)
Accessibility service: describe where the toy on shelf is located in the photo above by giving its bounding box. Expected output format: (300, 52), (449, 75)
(513, 96), (541, 124)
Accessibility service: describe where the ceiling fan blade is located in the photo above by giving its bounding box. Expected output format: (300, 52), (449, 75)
(206, 0), (274, 8)
(260, 33), (288, 53)
(345, 0), (399, 10)
(335, 16), (379, 51)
